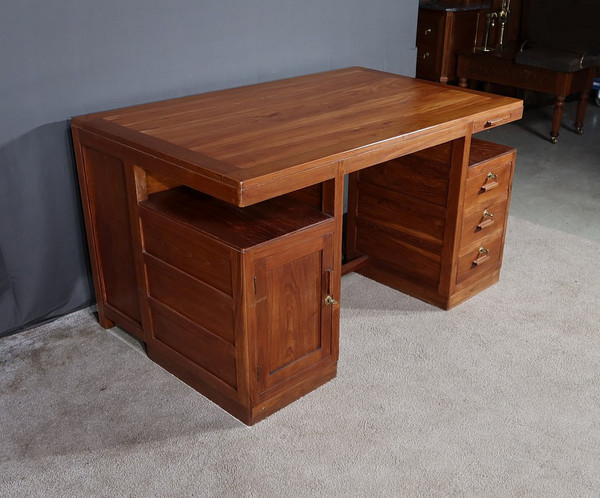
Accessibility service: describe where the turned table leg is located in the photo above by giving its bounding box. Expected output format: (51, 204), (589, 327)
(551, 95), (565, 144)
(575, 89), (589, 135)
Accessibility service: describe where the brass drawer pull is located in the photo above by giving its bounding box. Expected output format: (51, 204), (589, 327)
(484, 118), (505, 128)
(480, 172), (499, 192)
(422, 51), (430, 59)
(424, 28), (432, 35)
(477, 209), (495, 230)
(473, 247), (490, 266)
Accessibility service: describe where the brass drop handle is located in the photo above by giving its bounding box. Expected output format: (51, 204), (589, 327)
(424, 28), (432, 35)
(480, 172), (499, 192)
(473, 246), (490, 266)
(422, 51), (430, 59)
(484, 118), (505, 128)
(324, 295), (338, 305)
(477, 209), (495, 230)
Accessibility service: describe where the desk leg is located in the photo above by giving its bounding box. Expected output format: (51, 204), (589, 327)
(322, 172), (343, 357)
(438, 136), (471, 302)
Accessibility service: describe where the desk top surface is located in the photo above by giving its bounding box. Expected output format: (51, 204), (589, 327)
(73, 67), (522, 205)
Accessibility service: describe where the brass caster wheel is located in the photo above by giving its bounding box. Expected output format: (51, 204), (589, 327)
(576, 126), (584, 135)
(550, 136), (558, 144)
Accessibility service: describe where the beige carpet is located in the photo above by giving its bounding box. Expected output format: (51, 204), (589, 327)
(2, 216), (599, 497)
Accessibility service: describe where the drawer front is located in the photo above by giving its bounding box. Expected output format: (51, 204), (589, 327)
(141, 213), (233, 296)
(473, 109), (523, 133)
(465, 155), (513, 207)
(145, 257), (236, 345)
(416, 48), (438, 79)
(149, 301), (238, 390)
(460, 197), (508, 249)
(467, 147), (514, 178)
(416, 9), (444, 46)
(456, 233), (504, 285)
(416, 36), (438, 54)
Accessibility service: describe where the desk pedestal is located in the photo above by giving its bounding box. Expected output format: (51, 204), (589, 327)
(347, 138), (516, 309)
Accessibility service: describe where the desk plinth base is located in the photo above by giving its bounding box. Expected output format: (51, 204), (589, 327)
(356, 259), (501, 310)
(147, 340), (337, 425)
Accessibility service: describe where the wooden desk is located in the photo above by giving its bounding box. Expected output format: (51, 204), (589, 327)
(71, 67), (522, 424)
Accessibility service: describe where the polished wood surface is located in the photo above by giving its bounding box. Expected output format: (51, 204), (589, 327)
(255, 232), (335, 395)
(140, 186), (332, 249)
(73, 67), (522, 205)
(71, 67), (522, 424)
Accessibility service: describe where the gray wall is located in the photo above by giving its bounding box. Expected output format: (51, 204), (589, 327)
(0, 0), (418, 336)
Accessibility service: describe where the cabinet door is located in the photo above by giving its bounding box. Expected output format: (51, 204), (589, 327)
(254, 232), (335, 394)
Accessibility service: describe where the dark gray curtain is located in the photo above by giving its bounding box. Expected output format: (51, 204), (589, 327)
(0, 121), (93, 337)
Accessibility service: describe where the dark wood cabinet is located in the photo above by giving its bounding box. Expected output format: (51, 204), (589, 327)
(416, 2), (488, 83)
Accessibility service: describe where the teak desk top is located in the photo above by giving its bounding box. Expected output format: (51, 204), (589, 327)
(72, 67), (522, 206)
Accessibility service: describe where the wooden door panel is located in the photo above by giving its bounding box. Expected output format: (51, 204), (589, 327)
(267, 250), (322, 373)
(256, 233), (334, 393)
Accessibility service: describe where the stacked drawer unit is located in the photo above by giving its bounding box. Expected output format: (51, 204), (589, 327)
(416, 4), (487, 83)
(456, 140), (516, 289)
(138, 186), (337, 425)
(347, 138), (516, 309)
(416, 8), (446, 82)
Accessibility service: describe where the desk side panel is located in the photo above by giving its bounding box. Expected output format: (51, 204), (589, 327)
(72, 127), (143, 338)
